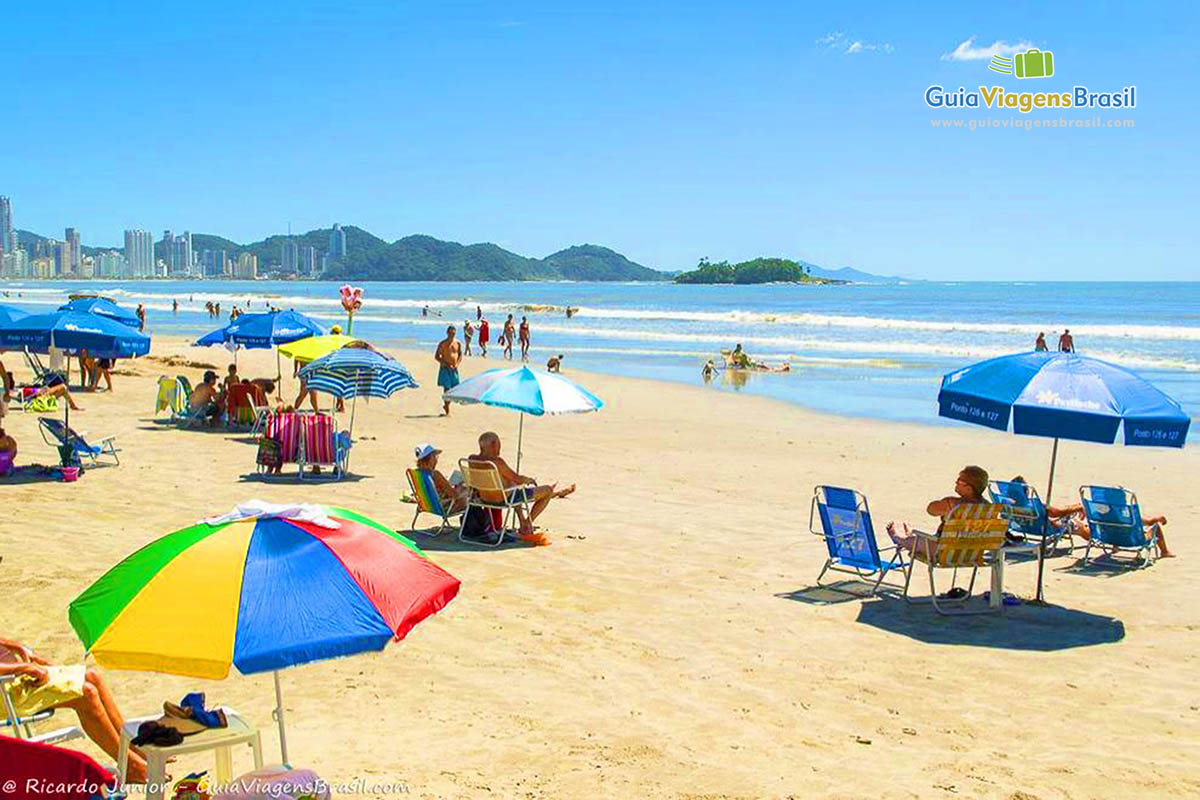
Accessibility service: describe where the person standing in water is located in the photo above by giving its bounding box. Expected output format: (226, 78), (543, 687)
(434, 325), (462, 416)
(503, 314), (516, 360)
(479, 317), (490, 357)
(518, 316), (531, 361)
(476, 305), (482, 321)
(1058, 329), (1075, 353)
(463, 319), (474, 356)
(1035, 332), (1048, 351)
(172, 299), (178, 314)
(136, 304), (146, 332)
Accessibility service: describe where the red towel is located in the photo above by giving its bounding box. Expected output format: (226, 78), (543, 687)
(0, 737), (116, 800)
(302, 414), (335, 464)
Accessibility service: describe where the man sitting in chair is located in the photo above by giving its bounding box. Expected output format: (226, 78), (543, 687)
(189, 370), (224, 425)
(469, 431), (576, 536)
(0, 637), (148, 782)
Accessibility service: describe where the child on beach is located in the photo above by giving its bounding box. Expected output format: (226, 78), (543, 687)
(479, 318), (490, 357)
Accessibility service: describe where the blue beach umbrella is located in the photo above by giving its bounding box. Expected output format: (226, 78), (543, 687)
(445, 366), (603, 469)
(938, 351), (1190, 599)
(0, 304), (29, 325)
(195, 309), (327, 388)
(59, 296), (140, 328)
(0, 309), (150, 359)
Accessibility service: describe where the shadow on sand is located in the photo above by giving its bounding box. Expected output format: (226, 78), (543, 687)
(410, 531), (536, 553)
(1055, 555), (1152, 577)
(776, 579), (884, 606)
(238, 471), (369, 484)
(853, 597), (1125, 651)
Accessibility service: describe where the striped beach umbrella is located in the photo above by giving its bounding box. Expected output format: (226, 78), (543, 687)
(298, 347), (418, 400)
(445, 366), (603, 469)
(68, 501), (460, 762)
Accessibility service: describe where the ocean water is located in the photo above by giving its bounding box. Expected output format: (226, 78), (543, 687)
(4, 279), (1199, 435)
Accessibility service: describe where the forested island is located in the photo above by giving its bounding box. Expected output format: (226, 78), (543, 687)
(673, 257), (839, 285)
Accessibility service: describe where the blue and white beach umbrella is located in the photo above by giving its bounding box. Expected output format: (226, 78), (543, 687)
(938, 350), (1190, 599)
(445, 366), (604, 468)
(195, 309), (326, 350)
(0, 304), (29, 326)
(0, 309), (150, 359)
(59, 297), (140, 328)
(298, 347), (419, 400)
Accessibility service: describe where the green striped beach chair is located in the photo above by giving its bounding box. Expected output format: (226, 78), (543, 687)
(406, 468), (461, 535)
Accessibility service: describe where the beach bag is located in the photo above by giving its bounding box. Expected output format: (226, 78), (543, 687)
(461, 505), (495, 539)
(29, 394), (58, 414)
(256, 437), (281, 468)
(215, 766), (330, 799)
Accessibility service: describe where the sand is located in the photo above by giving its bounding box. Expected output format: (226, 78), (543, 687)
(2, 336), (1199, 799)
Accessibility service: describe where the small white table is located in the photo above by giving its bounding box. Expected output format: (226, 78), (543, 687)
(117, 707), (263, 800)
(990, 541), (1039, 608)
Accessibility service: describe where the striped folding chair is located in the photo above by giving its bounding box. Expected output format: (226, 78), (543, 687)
(902, 502), (1009, 615)
(406, 468), (462, 535)
(264, 411), (302, 468)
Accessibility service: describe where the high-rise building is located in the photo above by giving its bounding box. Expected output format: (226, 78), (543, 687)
(32, 255), (54, 279)
(78, 254), (94, 278)
(235, 252), (258, 280)
(201, 249), (227, 277)
(298, 245), (318, 276)
(95, 250), (126, 278)
(281, 240), (298, 273)
(328, 223), (346, 261)
(124, 230), (154, 278)
(0, 196), (13, 255)
(171, 231), (193, 276)
(64, 227), (81, 275)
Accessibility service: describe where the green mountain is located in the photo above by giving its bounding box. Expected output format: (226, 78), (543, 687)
(16, 226), (666, 282)
(542, 244), (663, 281)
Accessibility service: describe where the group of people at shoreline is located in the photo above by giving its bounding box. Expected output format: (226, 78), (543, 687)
(1035, 329), (1075, 352)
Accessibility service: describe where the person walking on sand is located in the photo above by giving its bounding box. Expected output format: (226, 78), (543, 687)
(503, 314), (516, 360)
(435, 325), (462, 416)
(1035, 332), (1048, 352)
(519, 316), (531, 361)
(135, 304), (146, 332)
(478, 317), (490, 357)
(1058, 329), (1074, 353)
(463, 319), (474, 356)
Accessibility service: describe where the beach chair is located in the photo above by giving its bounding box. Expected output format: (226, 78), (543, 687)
(38, 418), (119, 466)
(22, 348), (65, 388)
(457, 458), (527, 546)
(154, 376), (187, 417)
(258, 411), (303, 475)
(0, 646), (82, 746)
(225, 383), (258, 429)
(808, 486), (905, 595)
(988, 480), (1074, 554)
(297, 413), (350, 479)
(1079, 486), (1160, 567)
(406, 468), (463, 535)
(248, 386), (270, 437)
(902, 503), (1008, 615)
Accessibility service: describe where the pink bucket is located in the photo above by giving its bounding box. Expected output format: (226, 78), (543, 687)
(60, 466), (79, 482)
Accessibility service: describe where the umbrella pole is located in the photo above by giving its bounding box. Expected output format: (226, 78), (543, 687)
(516, 412), (524, 474)
(1035, 437), (1060, 603)
(273, 670), (290, 766)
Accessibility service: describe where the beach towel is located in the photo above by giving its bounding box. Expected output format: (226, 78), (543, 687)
(300, 414), (335, 465)
(266, 412), (301, 463)
(6, 664), (86, 717)
(0, 737), (116, 800)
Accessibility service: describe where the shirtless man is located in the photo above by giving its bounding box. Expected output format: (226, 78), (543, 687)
(1058, 329), (1075, 353)
(518, 316), (531, 361)
(189, 370), (224, 425)
(434, 325), (462, 416)
(503, 314), (516, 360)
(468, 431), (575, 536)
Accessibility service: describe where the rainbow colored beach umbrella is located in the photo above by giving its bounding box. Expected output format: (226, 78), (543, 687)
(68, 502), (460, 762)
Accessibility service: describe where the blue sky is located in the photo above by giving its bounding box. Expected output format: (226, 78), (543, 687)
(3, 1), (1197, 279)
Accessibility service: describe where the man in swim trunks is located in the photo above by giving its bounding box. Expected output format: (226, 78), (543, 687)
(1058, 329), (1074, 352)
(468, 431), (575, 536)
(435, 325), (462, 416)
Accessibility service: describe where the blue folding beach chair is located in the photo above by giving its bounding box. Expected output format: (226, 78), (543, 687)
(38, 417), (120, 466)
(988, 480), (1074, 554)
(808, 486), (905, 595)
(1079, 485), (1160, 567)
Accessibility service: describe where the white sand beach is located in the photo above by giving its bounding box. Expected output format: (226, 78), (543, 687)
(3, 336), (1199, 799)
